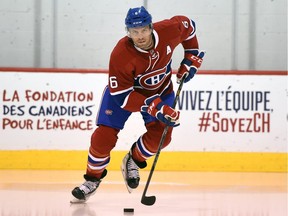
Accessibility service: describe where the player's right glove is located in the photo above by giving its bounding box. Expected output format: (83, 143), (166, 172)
(177, 49), (205, 84)
(141, 95), (180, 127)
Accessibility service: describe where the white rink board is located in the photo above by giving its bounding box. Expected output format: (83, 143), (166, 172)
(0, 72), (287, 152)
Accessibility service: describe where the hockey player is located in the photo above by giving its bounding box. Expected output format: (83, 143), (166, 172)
(71, 6), (205, 203)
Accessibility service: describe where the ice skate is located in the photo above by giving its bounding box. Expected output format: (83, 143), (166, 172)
(70, 170), (107, 203)
(121, 150), (147, 193)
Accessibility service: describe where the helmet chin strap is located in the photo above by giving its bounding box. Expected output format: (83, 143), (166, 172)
(126, 27), (131, 38)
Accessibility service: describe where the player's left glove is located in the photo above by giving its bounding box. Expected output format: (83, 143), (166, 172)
(177, 49), (205, 84)
(141, 95), (180, 127)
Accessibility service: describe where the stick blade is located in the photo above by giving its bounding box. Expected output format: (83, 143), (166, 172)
(141, 195), (156, 206)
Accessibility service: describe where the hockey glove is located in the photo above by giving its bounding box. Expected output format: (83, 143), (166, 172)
(141, 95), (180, 127)
(177, 49), (205, 84)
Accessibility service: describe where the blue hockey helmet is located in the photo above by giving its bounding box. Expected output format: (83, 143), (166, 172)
(125, 6), (152, 29)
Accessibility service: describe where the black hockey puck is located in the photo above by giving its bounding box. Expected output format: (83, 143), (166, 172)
(123, 208), (134, 213)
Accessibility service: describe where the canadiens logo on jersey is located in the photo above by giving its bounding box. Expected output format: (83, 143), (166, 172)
(135, 60), (172, 90)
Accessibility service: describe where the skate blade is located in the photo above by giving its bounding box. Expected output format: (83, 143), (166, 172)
(121, 164), (133, 194)
(70, 197), (87, 204)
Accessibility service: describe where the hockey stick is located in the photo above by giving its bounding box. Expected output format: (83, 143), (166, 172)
(141, 74), (187, 206)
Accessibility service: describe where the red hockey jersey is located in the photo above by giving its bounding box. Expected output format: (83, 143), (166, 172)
(108, 15), (199, 112)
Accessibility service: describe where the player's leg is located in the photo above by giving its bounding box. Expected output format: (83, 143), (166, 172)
(131, 120), (173, 161)
(121, 91), (175, 192)
(133, 91), (175, 160)
(71, 86), (131, 203)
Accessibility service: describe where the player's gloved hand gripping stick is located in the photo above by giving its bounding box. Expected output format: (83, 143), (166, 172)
(141, 95), (180, 127)
(141, 73), (187, 206)
(177, 49), (205, 84)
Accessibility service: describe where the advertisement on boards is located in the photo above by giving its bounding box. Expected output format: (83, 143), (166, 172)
(0, 71), (287, 153)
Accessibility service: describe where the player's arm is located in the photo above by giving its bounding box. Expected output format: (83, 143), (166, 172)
(109, 63), (179, 126)
(110, 88), (146, 112)
(172, 16), (205, 83)
(107, 43), (147, 112)
(109, 76), (179, 127)
(109, 69), (146, 112)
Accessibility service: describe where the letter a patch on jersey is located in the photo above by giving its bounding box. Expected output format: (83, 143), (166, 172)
(166, 45), (171, 55)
